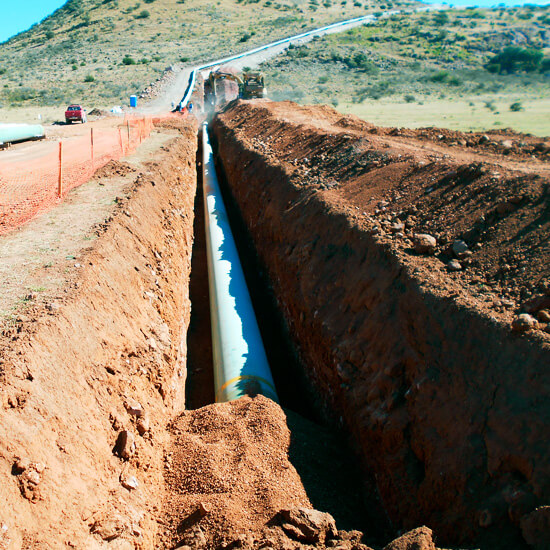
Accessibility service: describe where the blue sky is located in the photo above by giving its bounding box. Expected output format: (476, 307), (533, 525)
(0, 0), (67, 43)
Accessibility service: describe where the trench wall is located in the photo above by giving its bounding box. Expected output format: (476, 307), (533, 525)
(0, 120), (197, 548)
(212, 113), (549, 549)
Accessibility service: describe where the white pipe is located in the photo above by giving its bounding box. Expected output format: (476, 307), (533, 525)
(201, 122), (278, 403)
(177, 12), (388, 109)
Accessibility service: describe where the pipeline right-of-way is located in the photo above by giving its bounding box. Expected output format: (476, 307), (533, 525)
(201, 122), (278, 404)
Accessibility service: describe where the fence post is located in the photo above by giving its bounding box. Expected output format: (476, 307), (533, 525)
(118, 128), (124, 156)
(57, 141), (63, 197)
(127, 121), (130, 149)
(90, 128), (94, 170)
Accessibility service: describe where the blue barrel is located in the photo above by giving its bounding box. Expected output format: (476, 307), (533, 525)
(130, 95), (137, 108)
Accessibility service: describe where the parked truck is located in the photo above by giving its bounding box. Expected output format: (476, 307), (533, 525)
(65, 104), (87, 124)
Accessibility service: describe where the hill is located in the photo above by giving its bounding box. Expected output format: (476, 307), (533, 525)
(0, 0), (416, 110)
(260, 5), (550, 135)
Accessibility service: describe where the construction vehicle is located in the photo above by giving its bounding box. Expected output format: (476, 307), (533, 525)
(206, 67), (242, 107)
(205, 67), (267, 107)
(242, 72), (267, 99)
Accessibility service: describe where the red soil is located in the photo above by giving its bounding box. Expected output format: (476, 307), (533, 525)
(0, 120), (198, 548)
(212, 99), (550, 550)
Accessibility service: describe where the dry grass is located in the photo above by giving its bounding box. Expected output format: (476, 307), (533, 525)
(340, 96), (550, 136)
(0, 0), (414, 110)
(261, 5), (550, 136)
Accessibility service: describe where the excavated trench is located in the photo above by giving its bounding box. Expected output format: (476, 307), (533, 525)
(208, 100), (550, 550)
(182, 126), (389, 540)
(2, 103), (548, 549)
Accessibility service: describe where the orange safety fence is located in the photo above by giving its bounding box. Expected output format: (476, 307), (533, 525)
(0, 114), (178, 235)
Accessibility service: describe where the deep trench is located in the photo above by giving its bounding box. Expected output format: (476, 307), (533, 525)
(184, 127), (390, 542)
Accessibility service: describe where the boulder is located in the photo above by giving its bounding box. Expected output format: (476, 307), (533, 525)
(383, 526), (436, 550)
(413, 234), (437, 255)
(520, 507), (550, 550)
(279, 508), (337, 543)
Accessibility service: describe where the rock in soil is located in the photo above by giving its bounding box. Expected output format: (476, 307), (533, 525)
(383, 526), (436, 550)
(114, 430), (136, 460)
(447, 259), (462, 272)
(413, 234), (437, 255)
(511, 314), (538, 332)
(279, 508), (337, 543)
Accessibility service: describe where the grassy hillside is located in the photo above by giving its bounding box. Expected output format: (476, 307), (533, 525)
(261, 5), (550, 135)
(0, 0), (415, 109)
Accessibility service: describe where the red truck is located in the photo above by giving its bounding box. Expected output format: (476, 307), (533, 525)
(65, 104), (87, 124)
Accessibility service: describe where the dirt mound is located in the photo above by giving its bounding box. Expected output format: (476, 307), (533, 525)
(88, 108), (110, 117)
(212, 100), (550, 549)
(162, 395), (442, 550)
(93, 159), (137, 178)
(219, 100), (550, 333)
(0, 119), (198, 548)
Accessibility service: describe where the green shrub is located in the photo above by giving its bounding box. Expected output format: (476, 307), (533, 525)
(84, 74), (95, 82)
(510, 101), (522, 112)
(122, 55), (136, 65)
(136, 10), (150, 19)
(7, 87), (38, 102)
(404, 94), (415, 103)
(486, 47), (544, 74)
(433, 11), (449, 26)
(429, 70), (449, 82)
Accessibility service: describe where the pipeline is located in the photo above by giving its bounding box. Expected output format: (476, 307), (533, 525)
(201, 122), (278, 403)
(175, 11), (397, 109)
(0, 123), (44, 147)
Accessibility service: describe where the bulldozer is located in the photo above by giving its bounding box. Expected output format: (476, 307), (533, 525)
(242, 72), (267, 99)
(205, 68), (267, 107)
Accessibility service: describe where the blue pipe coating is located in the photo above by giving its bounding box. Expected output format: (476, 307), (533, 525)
(0, 123), (45, 146)
(201, 122), (278, 403)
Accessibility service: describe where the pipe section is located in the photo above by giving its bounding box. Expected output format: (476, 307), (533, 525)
(0, 123), (44, 146)
(201, 122), (278, 403)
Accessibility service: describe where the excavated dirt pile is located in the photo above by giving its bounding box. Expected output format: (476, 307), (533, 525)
(0, 119), (198, 548)
(212, 100), (550, 550)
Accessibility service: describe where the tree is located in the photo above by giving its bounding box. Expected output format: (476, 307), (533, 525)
(486, 47), (544, 74)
